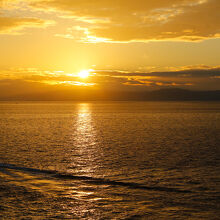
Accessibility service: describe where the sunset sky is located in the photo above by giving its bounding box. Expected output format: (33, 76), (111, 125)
(0, 0), (220, 99)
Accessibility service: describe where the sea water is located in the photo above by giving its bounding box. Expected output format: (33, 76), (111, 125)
(0, 101), (220, 219)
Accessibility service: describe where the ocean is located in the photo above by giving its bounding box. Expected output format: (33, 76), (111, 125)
(0, 101), (219, 219)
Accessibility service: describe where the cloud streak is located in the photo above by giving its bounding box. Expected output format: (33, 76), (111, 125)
(0, 0), (53, 34)
(0, 16), (53, 34)
(97, 66), (220, 78)
(31, 0), (220, 42)
(1, 66), (219, 93)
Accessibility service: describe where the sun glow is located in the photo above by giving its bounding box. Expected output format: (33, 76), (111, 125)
(78, 70), (90, 78)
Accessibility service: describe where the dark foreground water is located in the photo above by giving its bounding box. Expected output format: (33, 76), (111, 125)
(0, 101), (220, 219)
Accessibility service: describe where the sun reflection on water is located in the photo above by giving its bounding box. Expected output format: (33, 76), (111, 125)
(71, 103), (99, 176)
(76, 103), (96, 146)
(76, 103), (92, 136)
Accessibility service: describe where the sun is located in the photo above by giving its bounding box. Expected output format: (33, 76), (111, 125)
(78, 70), (90, 78)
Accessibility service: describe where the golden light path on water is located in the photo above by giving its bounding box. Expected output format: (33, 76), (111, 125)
(72, 103), (100, 176)
(65, 103), (107, 207)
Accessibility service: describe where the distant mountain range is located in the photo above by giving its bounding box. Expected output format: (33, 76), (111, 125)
(143, 88), (220, 101)
(1, 88), (220, 101)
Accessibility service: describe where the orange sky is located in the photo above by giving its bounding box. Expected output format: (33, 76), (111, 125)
(0, 0), (220, 98)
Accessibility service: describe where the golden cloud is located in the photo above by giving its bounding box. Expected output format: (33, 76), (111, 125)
(0, 16), (53, 34)
(0, 0), (54, 34)
(31, 0), (220, 42)
(1, 65), (220, 91)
